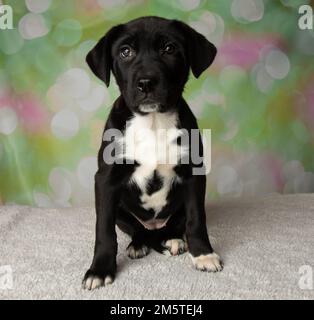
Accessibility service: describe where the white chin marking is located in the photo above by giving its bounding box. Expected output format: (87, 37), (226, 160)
(82, 275), (113, 290)
(163, 238), (187, 256)
(190, 252), (223, 272)
(139, 103), (159, 113)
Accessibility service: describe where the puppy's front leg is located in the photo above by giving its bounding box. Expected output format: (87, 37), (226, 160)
(184, 174), (223, 272)
(82, 170), (118, 290)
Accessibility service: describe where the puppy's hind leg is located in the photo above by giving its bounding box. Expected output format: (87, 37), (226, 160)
(116, 207), (151, 259)
(154, 210), (188, 256)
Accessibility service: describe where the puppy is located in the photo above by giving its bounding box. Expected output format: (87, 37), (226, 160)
(82, 16), (223, 290)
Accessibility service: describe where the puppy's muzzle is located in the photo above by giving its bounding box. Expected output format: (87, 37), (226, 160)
(138, 103), (160, 113)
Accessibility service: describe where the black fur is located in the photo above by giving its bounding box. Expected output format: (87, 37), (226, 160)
(83, 16), (219, 288)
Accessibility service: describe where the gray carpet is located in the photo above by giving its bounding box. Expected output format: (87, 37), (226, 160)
(0, 194), (313, 300)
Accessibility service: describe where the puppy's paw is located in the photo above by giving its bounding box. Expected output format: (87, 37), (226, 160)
(127, 243), (150, 259)
(190, 252), (223, 272)
(162, 238), (187, 256)
(82, 269), (114, 290)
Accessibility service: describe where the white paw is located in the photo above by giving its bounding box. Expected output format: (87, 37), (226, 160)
(82, 274), (113, 290)
(190, 252), (223, 272)
(127, 244), (150, 259)
(162, 238), (187, 256)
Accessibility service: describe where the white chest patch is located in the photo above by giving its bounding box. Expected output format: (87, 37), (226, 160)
(119, 111), (188, 215)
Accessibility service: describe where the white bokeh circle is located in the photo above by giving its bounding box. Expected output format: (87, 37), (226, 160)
(221, 119), (239, 141)
(0, 107), (18, 135)
(25, 0), (52, 13)
(51, 109), (79, 140)
(18, 13), (49, 40)
(46, 83), (75, 111)
(189, 11), (224, 46)
(78, 84), (109, 112)
(251, 63), (274, 93)
(217, 165), (243, 196)
(231, 0), (264, 23)
(265, 49), (290, 80)
(57, 68), (91, 99)
(77, 157), (98, 189)
(177, 0), (201, 11)
(33, 191), (53, 207)
(48, 167), (72, 202)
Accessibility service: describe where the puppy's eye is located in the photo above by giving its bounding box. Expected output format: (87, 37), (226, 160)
(120, 45), (135, 59)
(163, 43), (175, 54)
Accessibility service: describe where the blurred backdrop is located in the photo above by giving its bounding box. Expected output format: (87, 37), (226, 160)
(0, 0), (314, 206)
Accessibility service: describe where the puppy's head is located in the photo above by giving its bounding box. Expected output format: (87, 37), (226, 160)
(86, 16), (217, 114)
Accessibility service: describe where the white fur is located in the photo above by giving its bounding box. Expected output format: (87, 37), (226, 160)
(127, 244), (150, 259)
(118, 111), (188, 215)
(190, 252), (223, 272)
(138, 103), (159, 113)
(163, 238), (186, 255)
(82, 275), (113, 290)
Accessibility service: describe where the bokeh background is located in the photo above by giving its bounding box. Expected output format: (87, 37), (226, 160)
(0, 0), (314, 207)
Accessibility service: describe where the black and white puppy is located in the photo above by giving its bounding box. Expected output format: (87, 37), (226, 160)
(82, 16), (223, 290)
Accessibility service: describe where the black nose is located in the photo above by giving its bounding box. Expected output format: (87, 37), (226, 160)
(137, 78), (153, 93)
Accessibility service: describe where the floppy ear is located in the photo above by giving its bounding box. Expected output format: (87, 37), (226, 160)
(173, 21), (217, 78)
(86, 25), (123, 87)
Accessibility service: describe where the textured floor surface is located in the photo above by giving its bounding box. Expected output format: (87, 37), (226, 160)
(0, 194), (313, 300)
